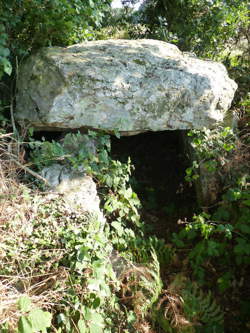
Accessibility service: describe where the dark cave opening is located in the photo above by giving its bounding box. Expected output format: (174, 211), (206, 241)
(111, 130), (197, 238)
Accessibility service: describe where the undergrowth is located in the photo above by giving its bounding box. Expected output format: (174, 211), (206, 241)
(0, 0), (249, 331)
(0, 86), (249, 333)
(173, 117), (250, 331)
(0, 127), (233, 333)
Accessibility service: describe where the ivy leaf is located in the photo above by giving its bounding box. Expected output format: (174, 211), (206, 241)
(224, 188), (241, 202)
(89, 323), (103, 333)
(0, 47), (10, 57)
(1, 58), (12, 75)
(83, 307), (92, 321)
(28, 308), (52, 332)
(88, 279), (100, 292)
(18, 316), (33, 333)
(104, 174), (113, 187)
(111, 221), (123, 236)
(78, 319), (87, 333)
(91, 312), (104, 323)
(18, 296), (32, 312)
(89, 313), (104, 333)
(92, 297), (101, 309)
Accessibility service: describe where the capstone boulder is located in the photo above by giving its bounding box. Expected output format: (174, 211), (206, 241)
(16, 39), (237, 135)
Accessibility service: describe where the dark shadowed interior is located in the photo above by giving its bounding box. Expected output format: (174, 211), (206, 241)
(111, 130), (197, 238)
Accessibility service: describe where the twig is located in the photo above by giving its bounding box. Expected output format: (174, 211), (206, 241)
(10, 159), (49, 185)
(10, 94), (17, 135)
(0, 133), (13, 139)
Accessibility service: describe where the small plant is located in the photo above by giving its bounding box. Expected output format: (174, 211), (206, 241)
(171, 125), (250, 331)
(128, 236), (173, 267)
(156, 275), (223, 333)
(2, 124), (249, 332)
(182, 283), (224, 332)
(119, 250), (163, 330)
(17, 296), (52, 333)
(185, 127), (236, 183)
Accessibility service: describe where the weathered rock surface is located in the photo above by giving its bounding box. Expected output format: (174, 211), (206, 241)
(41, 164), (103, 219)
(16, 39), (237, 134)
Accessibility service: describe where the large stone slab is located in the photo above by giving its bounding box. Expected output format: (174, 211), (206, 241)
(16, 39), (237, 135)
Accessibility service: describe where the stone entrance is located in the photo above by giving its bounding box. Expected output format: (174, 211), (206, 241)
(111, 130), (197, 237)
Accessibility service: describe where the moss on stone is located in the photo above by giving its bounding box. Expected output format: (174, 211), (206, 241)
(133, 59), (147, 66)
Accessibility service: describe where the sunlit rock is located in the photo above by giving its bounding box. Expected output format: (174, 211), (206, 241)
(41, 164), (103, 220)
(16, 39), (237, 134)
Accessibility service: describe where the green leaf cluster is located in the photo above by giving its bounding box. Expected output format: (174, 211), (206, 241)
(136, 0), (249, 59)
(1, 0), (112, 57)
(184, 127), (236, 183)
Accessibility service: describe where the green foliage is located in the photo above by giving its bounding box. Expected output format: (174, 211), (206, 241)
(1, 0), (112, 58)
(185, 127), (236, 182)
(15, 130), (230, 332)
(25, 131), (165, 330)
(0, 23), (12, 78)
(18, 307), (52, 333)
(137, 0), (249, 58)
(128, 235), (173, 267)
(1, 0), (249, 331)
(155, 274), (223, 333)
(174, 127), (250, 287)
(0, 193), (118, 332)
(0, 185), (166, 332)
(182, 283), (224, 332)
(3, 127), (249, 331)
(30, 131), (142, 233)
(120, 250), (163, 318)
(169, 123), (249, 332)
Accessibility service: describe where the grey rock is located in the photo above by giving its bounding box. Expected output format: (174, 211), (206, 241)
(41, 163), (66, 188)
(16, 39), (237, 134)
(41, 164), (102, 218)
(182, 132), (222, 207)
(109, 250), (132, 278)
(197, 163), (221, 206)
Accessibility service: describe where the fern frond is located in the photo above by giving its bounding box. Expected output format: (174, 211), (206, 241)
(155, 277), (223, 333)
(119, 249), (163, 319)
(182, 283), (224, 328)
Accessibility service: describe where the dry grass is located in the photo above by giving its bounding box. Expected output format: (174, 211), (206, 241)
(0, 272), (68, 330)
(0, 132), (27, 222)
(0, 133), (70, 329)
(156, 274), (193, 331)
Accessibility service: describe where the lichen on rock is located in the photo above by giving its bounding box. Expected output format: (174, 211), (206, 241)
(16, 39), (237, 135)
